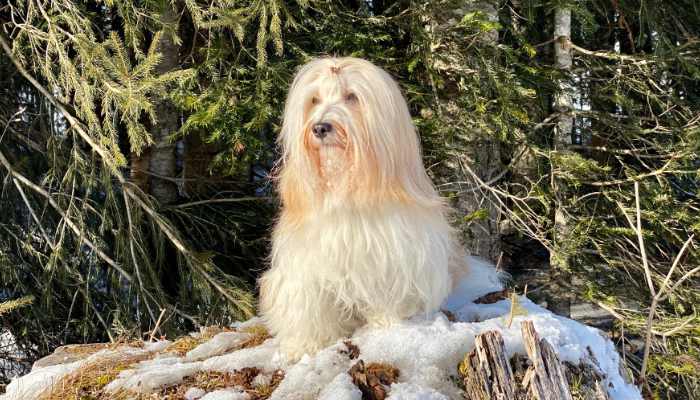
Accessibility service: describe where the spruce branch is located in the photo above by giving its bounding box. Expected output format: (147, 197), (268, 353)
(1, 31), (253, 319)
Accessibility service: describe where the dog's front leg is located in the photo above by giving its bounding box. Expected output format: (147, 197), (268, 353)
(259, 269), (354, 360)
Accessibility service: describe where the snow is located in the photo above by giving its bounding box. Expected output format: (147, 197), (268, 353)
(1, 359), (85, 399)
(0, 257), (641, 400)
(1, 347), (142, 399)
(185, 387), (207, 400)
(317, 373), (362, 400)
(186, 332), (251, 362)
(105, 359), (204, 393)
(386, 383), (449, 400)
(201, 339), (283, 373)
(144, 340), (172, 353)
(199, 388), (249, 400)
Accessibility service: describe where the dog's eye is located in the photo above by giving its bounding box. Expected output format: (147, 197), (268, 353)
(311, 97), (320, 105)
(345, 93), (358, 103)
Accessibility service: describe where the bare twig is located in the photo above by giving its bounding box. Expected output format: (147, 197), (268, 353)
(658, 235), (695, 302)
(123, 190), (158, 326)
(11, 176), (55, 249)
(148, 308), (167, 342)
(170, 196), (270, 209)
(633, 182), (655, 297)
(568, 40), (655, 65)
(0, 148), (133, 282)
(620, 182), (696, 382)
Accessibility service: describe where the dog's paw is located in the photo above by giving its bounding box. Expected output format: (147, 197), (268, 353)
(365, 314), (400, 329)
(280, 341), (321, 362)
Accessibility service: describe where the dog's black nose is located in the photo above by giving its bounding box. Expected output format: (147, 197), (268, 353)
(312, 123), (332, 139)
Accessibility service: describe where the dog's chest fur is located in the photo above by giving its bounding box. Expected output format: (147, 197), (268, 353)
(271, 204), (453, 313)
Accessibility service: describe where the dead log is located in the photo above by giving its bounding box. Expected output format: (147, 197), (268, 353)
(461, 331), (517, 400)
(521, 321), (574, 400)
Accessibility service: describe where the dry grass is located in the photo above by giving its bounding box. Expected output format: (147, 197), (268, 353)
(199, 325), (236, 340)
(165, 324), (268, 357)
(238, 324), (272, 349)
(156, 368), (285, 400)
(37, 325), (276, 400)
(165, 336), (205, 356)
(39, 352), (151, 400)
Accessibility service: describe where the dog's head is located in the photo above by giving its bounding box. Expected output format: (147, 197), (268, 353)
(277, 57), (440, 215)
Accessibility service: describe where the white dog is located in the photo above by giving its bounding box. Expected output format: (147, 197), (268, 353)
(259, 57), (470, 359)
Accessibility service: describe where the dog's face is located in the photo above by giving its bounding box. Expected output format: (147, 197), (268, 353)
(300, 66), (361, 185)
(277, 57), (440, 215)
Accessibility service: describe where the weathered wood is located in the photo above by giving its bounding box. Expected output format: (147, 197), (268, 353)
(564, 348), (612, 400)
(521, 321), (574, 400)
(461, 330), (517, 400)
(459, 324), (611, 400)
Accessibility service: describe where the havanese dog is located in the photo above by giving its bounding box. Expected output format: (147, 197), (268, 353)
(259, 57), (471, 360)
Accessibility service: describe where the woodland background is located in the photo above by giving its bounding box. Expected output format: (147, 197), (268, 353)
(0, 0), (698, 398)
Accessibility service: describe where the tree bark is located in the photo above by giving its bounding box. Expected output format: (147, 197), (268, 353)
(462, 330), (517, 399)
(460, 324), (579, 400)
(553, 8), (573, 148)
(148, 3), (181, 205)
(549, 6), (573, 317)
(521, 321), (574, 400)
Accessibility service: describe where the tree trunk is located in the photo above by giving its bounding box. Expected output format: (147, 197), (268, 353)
(549, 6), (573, 317)
(457, 0), (503, 263)
(553, 8), (573, 148)
(148, 3), (180, 205)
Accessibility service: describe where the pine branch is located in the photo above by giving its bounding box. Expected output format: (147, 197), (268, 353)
(0, 296), (34, 317)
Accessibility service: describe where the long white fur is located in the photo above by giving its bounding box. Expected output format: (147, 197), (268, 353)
(259, 57), (470, 359)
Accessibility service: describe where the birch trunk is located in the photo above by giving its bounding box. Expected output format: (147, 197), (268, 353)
(549, 6), (573, 317)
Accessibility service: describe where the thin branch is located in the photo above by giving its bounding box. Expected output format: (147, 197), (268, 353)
(122, 190), (158, 326)
(10, 176), (55, 249)
(665, 266), (700, 297)
(568, 39), (655, 65)
(657, 235), (695, 302)
(634, 182), (655, 297)
(588, 157), (678, 187)
(651, 314), (697, 338)
(170, 196), (271, 209)
(148, 308), (166, 342)
(0, 148), (133, 282)
(78, 286), (114, 343)
(437, 147), (528, 194)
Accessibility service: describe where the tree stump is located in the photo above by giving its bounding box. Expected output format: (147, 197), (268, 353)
(460, 322), (577, 400)
(461, 331), (517, 399)
(521, 321), (574, 400)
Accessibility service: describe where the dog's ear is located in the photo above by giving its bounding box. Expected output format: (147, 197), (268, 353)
(277, 162), (313, 219)
(353, 65), (442, 207)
